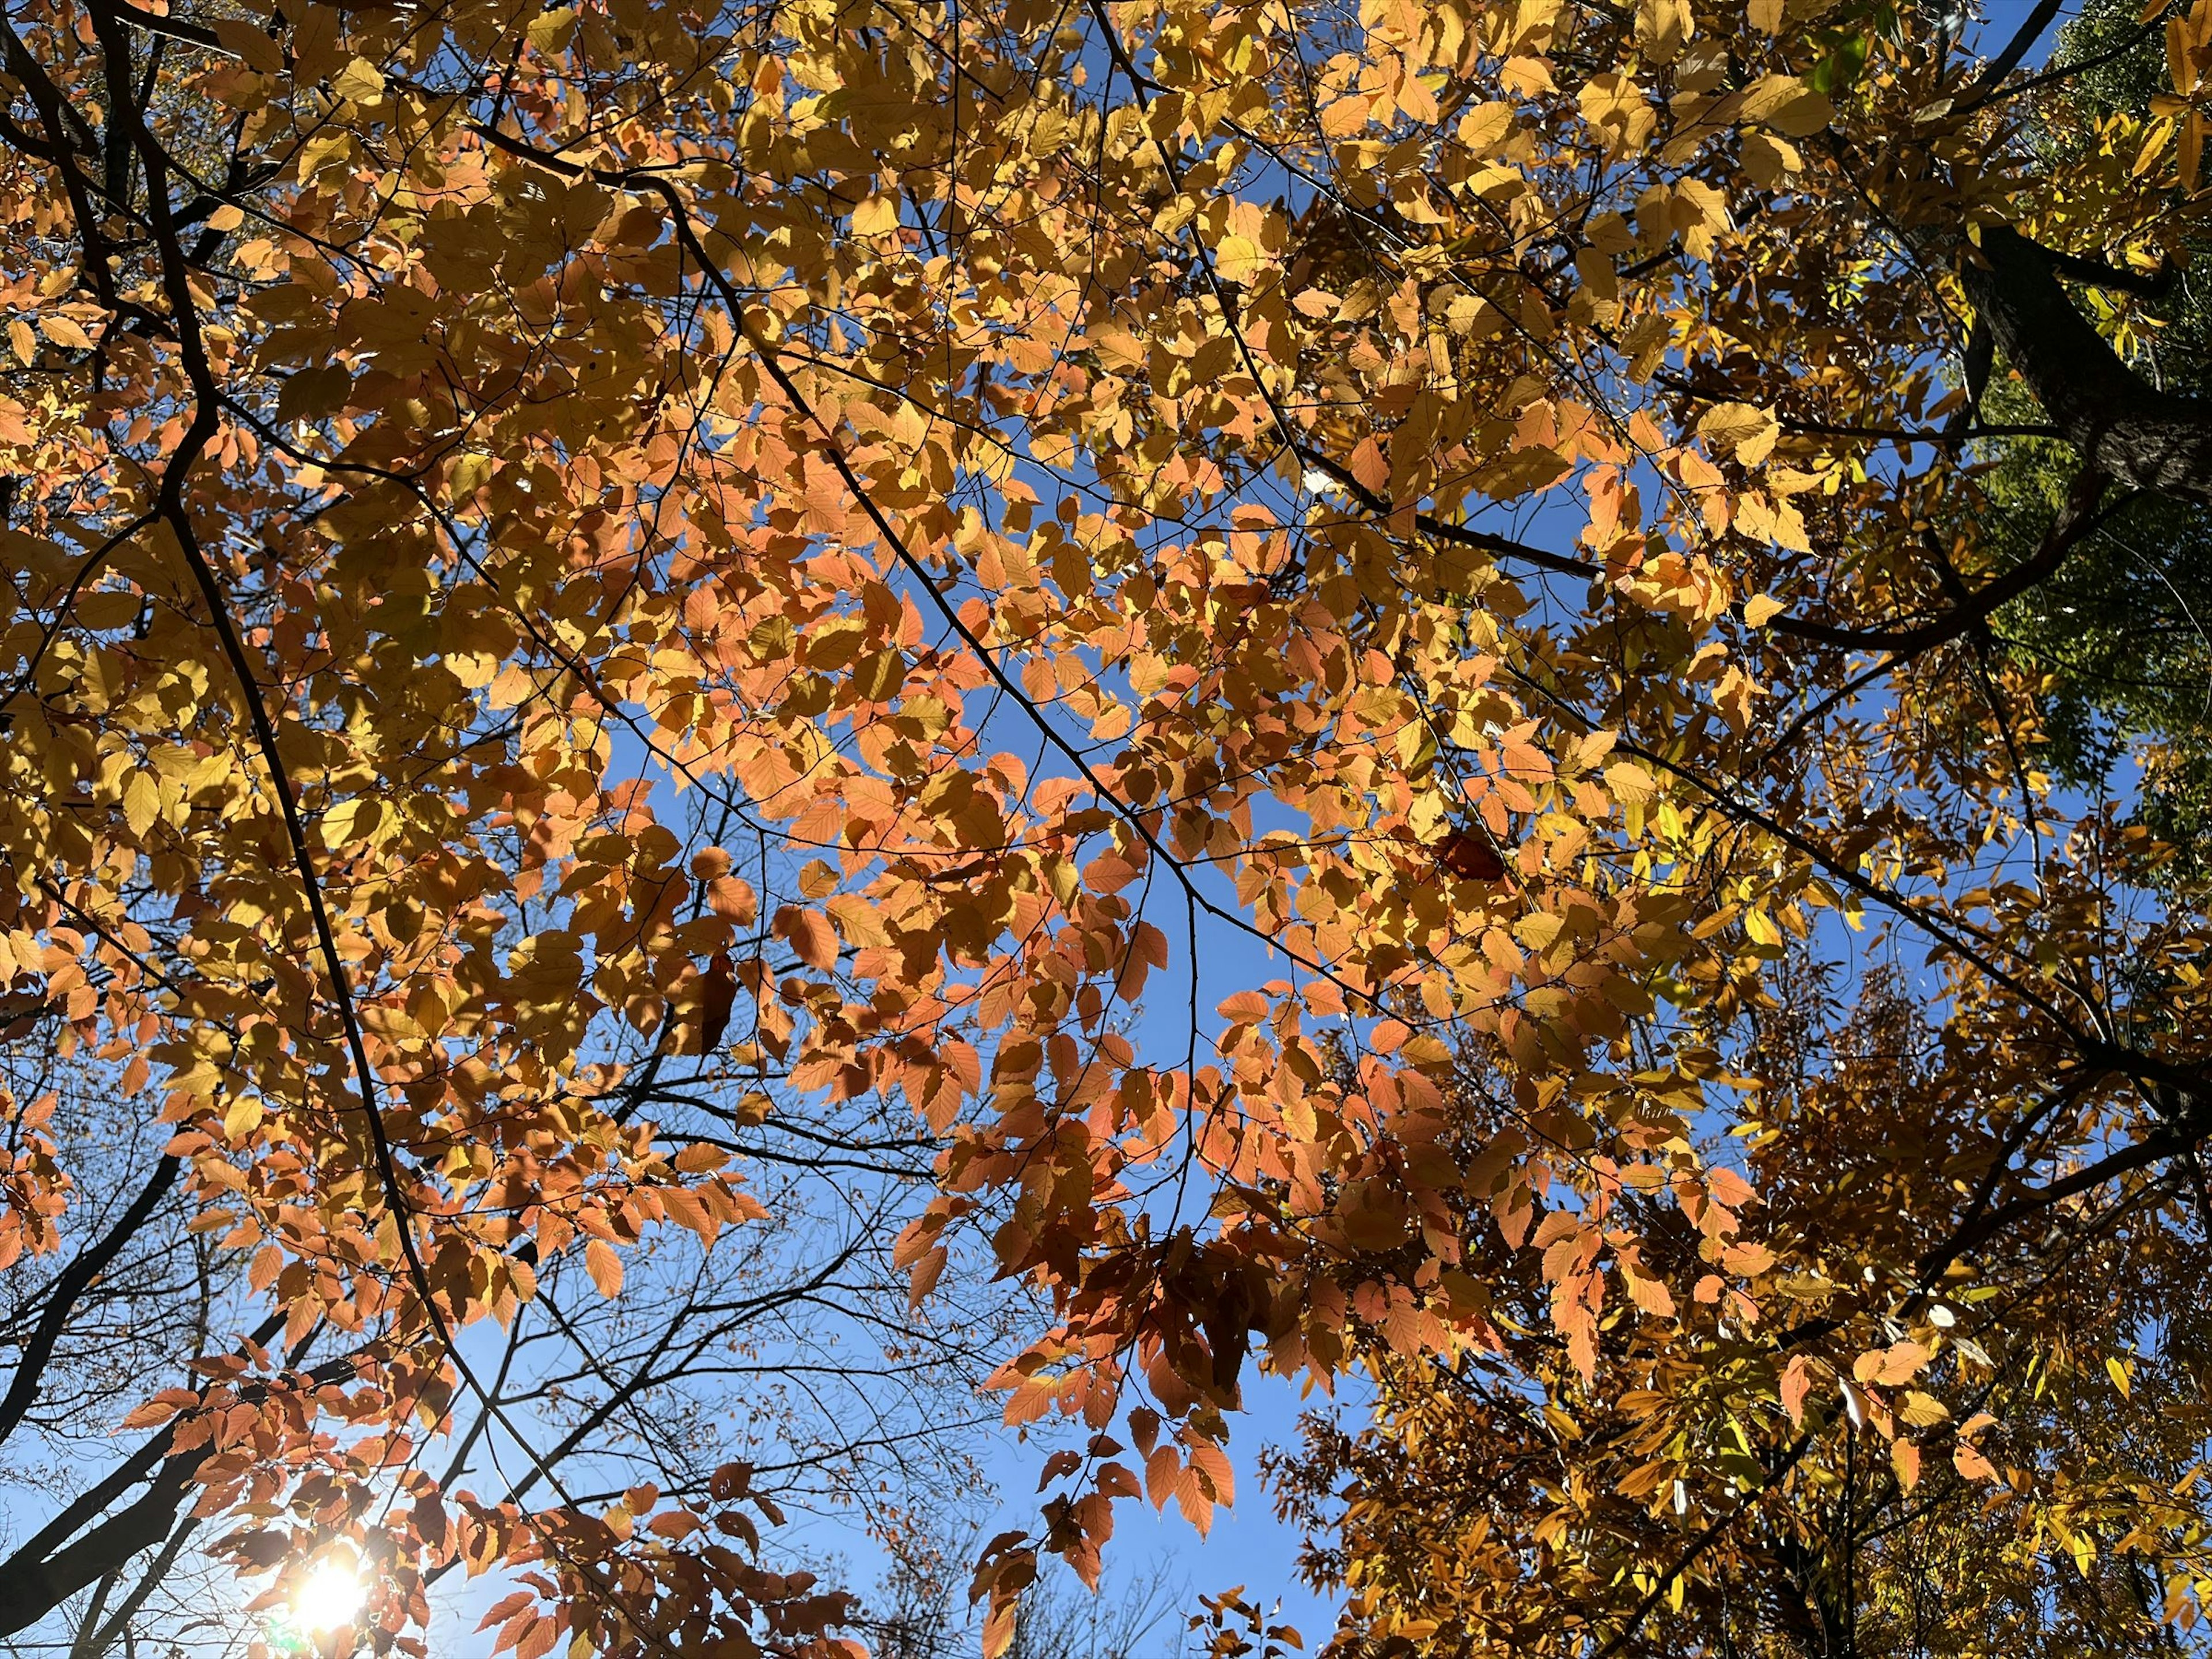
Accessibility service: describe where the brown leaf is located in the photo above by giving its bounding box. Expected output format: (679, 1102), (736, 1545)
(700, 951), (736, 1051)
(1438, 828), (1506, 882)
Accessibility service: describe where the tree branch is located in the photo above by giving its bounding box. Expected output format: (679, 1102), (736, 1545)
(0, 1154), (179, 1445)
(1960, 225), (2212, 506)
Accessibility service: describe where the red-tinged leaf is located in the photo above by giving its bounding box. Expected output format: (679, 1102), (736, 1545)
(1720, 1240), (1774, 1275)
(1625, 1270), (1676, 1317)
(1857, 1340), (1930, 1387)
(1037, 1449), (1082, 1490)
(411, 1493), (447, 1551)
(515, 1613), (560, 1659)
(1780, 1355), (1813, 1426)
(1604, 760), (1659, 804)
(707, 874), (758, 925)
(1953, 1437), (1999, 1483)
(119, 1388), (197, 1430)
(1146, 1444), (1181, 1511)
(478, 1592), (534, 1634)
(1890, 1436), (1921, 1491)
(906, 1244), (948, 1309)
(1437, 828), (1506, 882)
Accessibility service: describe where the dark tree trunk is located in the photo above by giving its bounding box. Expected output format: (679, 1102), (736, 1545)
(1959, 224), (2212, 506)
(0, 1432), (201, 1638)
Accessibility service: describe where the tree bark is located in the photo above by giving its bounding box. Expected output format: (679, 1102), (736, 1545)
(0, 1154), (179, 1445)
(0, 1312), (347, 1639)
(0, 1433), (202, 1638)
(1959, 224), (2212, 506)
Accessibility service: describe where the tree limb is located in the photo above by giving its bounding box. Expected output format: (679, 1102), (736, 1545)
(1960, 225), (2212, 506)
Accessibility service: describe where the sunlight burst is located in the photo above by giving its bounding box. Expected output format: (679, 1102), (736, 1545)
(292, 1556), (366, 1635)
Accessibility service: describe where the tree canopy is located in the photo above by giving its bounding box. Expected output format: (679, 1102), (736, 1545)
(3, 0), (2212, 1654)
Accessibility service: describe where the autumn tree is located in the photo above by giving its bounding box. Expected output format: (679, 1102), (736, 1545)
(0, 953), (1005, 1655)
(1249, 5), (2212, 1647)
(1963, 0), (2212, 880)
(859, 1508), (1191, 1659)
(6, 0), (2212, 1653)
(1272, 956), (2212, 1657)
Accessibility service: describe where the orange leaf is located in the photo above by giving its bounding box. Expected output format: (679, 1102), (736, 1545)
(585, 1238), (623, 1298)
(774, 905), (838, 971)
(1780, 1355), (1813, 1426)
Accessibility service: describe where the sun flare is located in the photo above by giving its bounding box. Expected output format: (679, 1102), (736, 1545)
(292, 1557), (366, 1635)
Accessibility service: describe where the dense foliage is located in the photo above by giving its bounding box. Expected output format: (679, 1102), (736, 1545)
(2, 0), (2211, 1655)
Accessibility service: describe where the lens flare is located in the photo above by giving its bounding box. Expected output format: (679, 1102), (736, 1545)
(292, 1555), (366, 1634)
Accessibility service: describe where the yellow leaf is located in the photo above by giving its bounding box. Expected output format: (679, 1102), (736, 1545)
(123, 771), (160, 839)
(1744, 593), (1785, 627)
(1739, 74), (1834, 137)
(1604, 760), (1658, 804)
(1578, 73), (1656, 156)
(1090, 327), (1146, 370)
(446, 650), (498, 689)
(1900, 1389), (1951, 1427)
(40, 315), (93, 351)
(223, 1097), (264, 1141)
(525, 5), (578, 52)
(2135, 116), (2177, 178)
(330, 57), (386, 103)
(1741, 131), (1801, 188)
(1698, 401), (1779, 465)
(1635, 0), (1692, 62)
(1891, 1437), (1921, 1490)
(1455, 101), (1515, 157)
(850, 194), (902, 237)
(322, 797), (381, 849)
(1214, 234), (1267, 286)
(1320, 94), (1372, 137)
(212, 14), (284, 72)
(448, 453), (491, 502)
